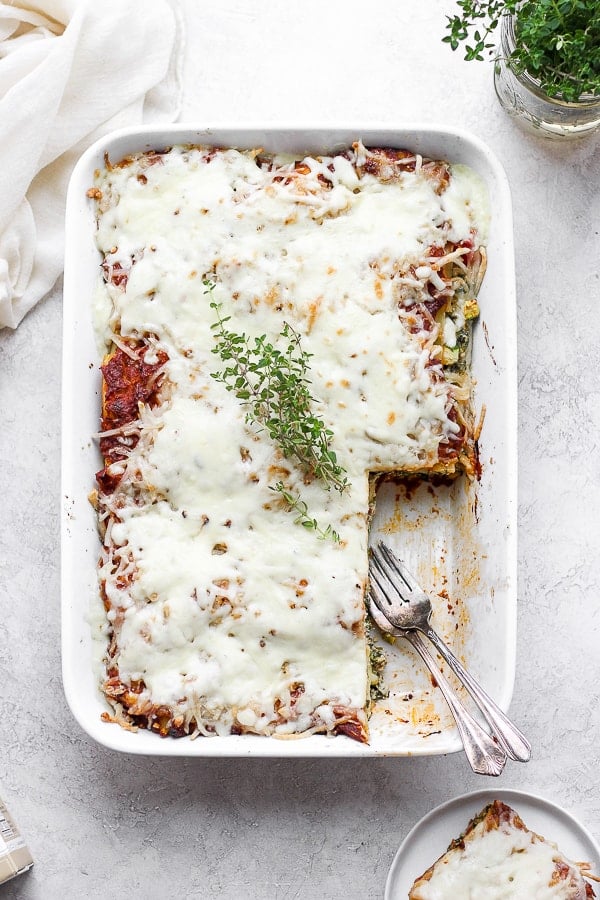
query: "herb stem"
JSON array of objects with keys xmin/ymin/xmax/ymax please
[
  {"xmin": 209, "ymin": 296, "xmax": 348, "ymax": 493},
  {"xmin": 271, "ymin": 482, "xmax": 340, "ymax": 543}
]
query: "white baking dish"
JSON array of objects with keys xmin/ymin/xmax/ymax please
[{"xmin": 61, "ymin": 125, "xmax": 517, "ymax": 757}]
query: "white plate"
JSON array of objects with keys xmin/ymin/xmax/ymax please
[
  {"xmin": 385, "ymin": 788, "xmax": 600, "ymax": 899},
  {"xmin": 61, "ymin": 125, "xmax": 517, "ymax": 756}
]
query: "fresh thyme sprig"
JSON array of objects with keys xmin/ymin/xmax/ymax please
[
  {"xmin": 443, "ymin": 0, "xmax": 513, "ymax": 60},
  {"xmin": 443, "ymin": 0, "xmax": 600, "ymax": 101},
  {"xmin": 271, "ymin": 482, "xmax": 340, "ymax": 543},
  {"xmin": 209, "ymin": 298, "xmax": 348, "ymax": 493}
]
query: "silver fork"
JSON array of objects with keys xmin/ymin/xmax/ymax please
[
  {"xmin": 369, "ymin": 540, "xmax": 531, "ymax": 765},
  {"xmin": 368, "ymin": 599, "xmax": 506, "ymax": 775}
]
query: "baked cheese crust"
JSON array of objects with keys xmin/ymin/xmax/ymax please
[
  {"xmin": 409, "ymin": 800, "xmax": 596, "ymax": 899},
  {"xmin": 89, "ymin": 142, "xmax": 488, "ymax": 740}
]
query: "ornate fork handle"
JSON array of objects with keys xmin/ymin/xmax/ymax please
[
  {"xmin": 422, "ymin": 625, "xmax": 531, "ymax": 763},
  {"xmin": 403, "ymin": 630, "xmax": 507, "ymax": 776}
]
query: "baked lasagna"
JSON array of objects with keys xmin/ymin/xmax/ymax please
[
  {"xmin": 409, "ymin": 800, "xmax": 597, "ymax": 899},
  {"xmin": 89, "ymin": 141, "xmax": 489, "ymax": 740}
]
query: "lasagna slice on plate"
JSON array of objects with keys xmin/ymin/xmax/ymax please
[{"xmin": 409, "ymin": 800, "xmax": 597, "ymax": 899}]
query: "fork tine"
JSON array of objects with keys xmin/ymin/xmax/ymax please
[
  {"xmin": 369, "ymin": 547, "xmax": 392, "ymax": 589},
  {"xmin": 368, "ymin": 559, "xmax": 395, "ymax": 612},
  {"xmin": 369, "ymin": 548, "xmax": 407, "ymax": 612},
  {"xmin": 371, "ymin": 543, "xmax": 412, "ymax": 601},
  {"xmin": 377, "ymin": 541, "xmax": 419, "ymax": 594},
  {"xmin": 370, "ymin": 543, "xmax": 394, "ymax": 579}
]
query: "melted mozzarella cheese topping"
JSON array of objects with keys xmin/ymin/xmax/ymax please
[
  {"xmin": 411, "ymin": 816, "xmax": 591, "ymax": 899},
  {"xmin": 93, "ymin": 144, "xmax": 489, "ymax": 737}
]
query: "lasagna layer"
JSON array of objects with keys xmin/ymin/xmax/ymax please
[
  {"xmin": 89, "ymin": 142, "xmax": 489, "ymax": 740},
  {"xmin": 409, "ymin": 800, "xmax": 596, "ymax": 899}
]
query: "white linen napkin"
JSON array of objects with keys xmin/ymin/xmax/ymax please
[{"xmin": 0, "ymin": 0, "xmax": 183, "ymax": 329}]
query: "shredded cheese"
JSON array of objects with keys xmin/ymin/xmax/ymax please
[{"xmin": 91, "ymin": 142, "xmax": 489, "ymax": 739}]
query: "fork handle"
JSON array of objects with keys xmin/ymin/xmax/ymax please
[
  {"xmin": 403, "ymin": 631, "xmax": 507, "ymax": 776},
  {"xmin": 422, "ymin": 626, "xmax": 531, "ymax": 763}
]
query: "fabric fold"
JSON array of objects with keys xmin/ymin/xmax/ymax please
[{"xmin": 0, "ymin": 0, "xmax": 184, "ymax": 329}]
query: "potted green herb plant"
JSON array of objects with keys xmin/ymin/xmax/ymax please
[{"xmin": 444, "ymin": 0, "xmax": 600, "ymax": 138}]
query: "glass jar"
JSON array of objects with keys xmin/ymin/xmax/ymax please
[
  {"xmin": 0, "ymin": 795, "xmax": 33, "ymax": 885},
  {"xmin": 493, "ymin": 14, "xmax": 600, "ymax": 139}
]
